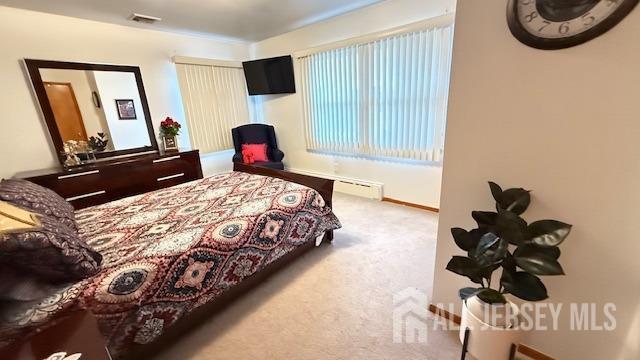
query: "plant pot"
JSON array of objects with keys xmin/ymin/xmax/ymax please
[
  {"xmin": 459, "ymin": 296, "xmax": 524, "ymax": 360},
  {"xmin": 163, "ymin": 136, "xmax": 178, "ymax": 151}
]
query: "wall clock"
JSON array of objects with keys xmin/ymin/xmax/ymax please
[{"xmin": 507, "ymin": 0, "xmax": 639, "ymax": 49}]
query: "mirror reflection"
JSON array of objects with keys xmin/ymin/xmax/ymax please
[{"xmin": 39, "ymin": 69, "xmax": 152, "ymax": 153}]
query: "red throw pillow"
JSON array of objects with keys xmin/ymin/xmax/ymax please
[
  {"xmin": 242, "ymin": 148, "xmax": 255, "ymax": 164},
  {"xmin": 242, "ymin": 143, "xmax": 269, "ymax": 162}
]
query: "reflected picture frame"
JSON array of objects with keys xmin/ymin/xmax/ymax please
[
  {"xmin": 115, "ymin": 99, "xmax": 136, "ymax": 120},
  {"xmin": 92, "ymin": 91, "xmax": 101, "ymax": 108}
]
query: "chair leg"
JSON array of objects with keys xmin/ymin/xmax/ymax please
[{"xmin": 460, "ymin": 327, "xmax": 470, "ymax": 360}]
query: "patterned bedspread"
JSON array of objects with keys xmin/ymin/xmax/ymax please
[{"xmin": 0, "ymin": 171, "xmax": 340, "ymax": 357}]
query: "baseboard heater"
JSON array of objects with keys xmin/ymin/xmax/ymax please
[{"xmin": 288, "ymin": 168, "xmax": 383, "ymax": 200}]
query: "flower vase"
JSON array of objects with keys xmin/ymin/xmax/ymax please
[{"xmin": 459, "ymin": 296, "xmax": 524, "ymax": 360}]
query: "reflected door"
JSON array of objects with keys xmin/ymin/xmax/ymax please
[{"xmin": 44, "ymin": 82, "xmax": 88, "ymax": 142}]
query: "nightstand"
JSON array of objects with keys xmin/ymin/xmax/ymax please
[{"xmin": 0, "ymin": 311, "xmax": 111, "ymax": 360}]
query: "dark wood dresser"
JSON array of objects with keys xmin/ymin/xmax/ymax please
[{"xmin": 15, "ymin": 150, "xmax": 203, "ymax": 209}]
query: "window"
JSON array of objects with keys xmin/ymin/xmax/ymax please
[
  {"xmin": 298, "ymin": 19, "xmax": 454, "ymax": 162},
  {"xmin": 175, "ymin": 57, "xmax": 250, "ymax": 153}
]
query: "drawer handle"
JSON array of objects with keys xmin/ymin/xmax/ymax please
[
  {"xmin": 66, "ymin": 190, "xmax": 106, "ymax": 202},
  {"xmin": 58, "ymin": 170, "xmax": 100, "ymax": 179},
  {"xmin": 153, "ymin": 156, "xmax": 181, "ymax": 164},
  {"xmin": 157, "ymin": 173, "xmax": 185, "ymax": 182}
]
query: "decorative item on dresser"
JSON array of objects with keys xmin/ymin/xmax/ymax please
[
  {"xmin": 159, "ymin": 117, "xmax": 181, "ymax": 152},
  {"xmin": 14, "ymin": 150, "xmax": 203, "ymax": 209}
]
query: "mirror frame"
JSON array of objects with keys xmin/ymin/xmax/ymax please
[{"xmin": 24, "ymin": 59, "xmax": 158, "ymax": 163}]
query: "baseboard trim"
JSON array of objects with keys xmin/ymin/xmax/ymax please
[
  {"xmin": 382, "ymin": 197, "xmax": 439, "ymax": 213},
  {"xmin": 428, "ymin": 304, "xmax": 461, "ymax": 324},
  {"xmin": 517, "ymin": 344, "xmax": 555, "ymax": 360},
  {"xmin": 428, "ymin": 304, "xmax": 555, "ymax": 360}
]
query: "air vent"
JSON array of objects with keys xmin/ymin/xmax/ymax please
[{"xmin": 129, "ymin": 13, "xmax": 162, "ymax": 24}]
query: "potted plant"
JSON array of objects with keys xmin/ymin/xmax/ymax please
[
  {"xmin": 88, "ymin": 132, "xmax": 109, "ymax": 152},
  {"xmin": 160, "ymin": 117, "xmax": 181, "ymax": 151},
  {"xmin": 446, "ymin": 182, "xmax": 572, "ymax": 360}
]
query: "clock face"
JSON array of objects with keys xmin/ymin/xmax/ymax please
[{"xmin": 507, "ymin": 0, "xmax": 639, "ymax": 49}]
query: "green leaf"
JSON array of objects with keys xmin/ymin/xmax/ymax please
[
  {"xmin": 471, "ymin": 236, "xmax": 508, "ymax": 268},
  {"xmin": 499, "ymin": 188, "xmax": 531, "ymax": 215},
  {"xmin": 528, "ymin": 220, "xmax": 572, "ymax": 247},
  {"xmin": 501, "ymin": 271, "xmax": 548, "ymax": 301},
  {"xmin": 459, "ymin": 287, "xmax": 482, "ymax": 300},
  {"xmin": 446, "ymin": 256, "xmax": 483, "ymax": 285},
  {"xmin": 476, "ymin": 233, "xmax": 500, "ymax": 255},
  {"xmin": 515, "ymin": 256, "xmax": 564, "ymax": 276},
  {"xmin": 501, "ymin": 252, "xmax": 517, "ymax": 272},
  {"xmin": 514, "ymin": 244, "xmax": 564, "ymax": 275},
  {"xmin": 496, "ymin": 209, "xmax": 527, "ymax": 245},
  {"xmin": 488, "ymin": 181, "xmax": 503, "ymax": 203},
  {"xmin": 451, "ymin": 228, "xmax": 477, "ymax": 251},
  {"xmin": 515, "ymin": 243, "xmax": 560, "ymax": 260},
  {"xmin": 472, "ymin": 211, "xmax": 498, "ymax": 228},
  {"xmin": 477, "ymin": 288, "xmax": 507, "ymax": 304}
]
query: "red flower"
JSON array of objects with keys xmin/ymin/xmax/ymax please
[{"xmin": 160, "ymin": 117, "xmax": 181, "ymax": 136}]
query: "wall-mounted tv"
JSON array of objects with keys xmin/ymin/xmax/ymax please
[{"xmin": 242, "ymin": 55, "xmax": 296, "ymax": 96}]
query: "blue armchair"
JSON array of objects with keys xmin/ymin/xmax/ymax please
[{"xmin": 231, "ymin": 124, "xmax": 285, "ymax": 170}]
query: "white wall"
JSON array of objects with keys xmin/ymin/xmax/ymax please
[
  {"xmin": 250, "ymin": 0, "xmax": 456, "ymax": 208},
  {"xmin": 0, "ymin": 6, "xmax": 249, "ymax": 179},
  {"xmin": 432, "ymin": 1, "xmax": 640, "ymax": 359},
  {"xmin": 92, "ymin": 71, "xmax": 150, "ymax": 150}
]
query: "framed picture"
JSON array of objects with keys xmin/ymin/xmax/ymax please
[
  {"xmin": 163, "ymin": 136, "xmax": 178, "ymax": 151},
  {"xmin": 115, "ymin": 99, "xmax": 136, "ymax": 120}
]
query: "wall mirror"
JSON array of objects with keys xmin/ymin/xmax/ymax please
[{"xmin": 25, "ymin": 59, "xmax": 158, "ymax": 165}]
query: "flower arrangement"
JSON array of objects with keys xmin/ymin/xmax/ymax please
[{"xmin": 160, "ymin": 117, "xmax": 181, "ymax": 138}]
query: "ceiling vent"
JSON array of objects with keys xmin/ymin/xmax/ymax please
[{"xmin": 129, "ymin": 13, "xmax": 162, "ymax": 24}]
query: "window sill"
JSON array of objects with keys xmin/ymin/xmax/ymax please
[{"xmin": 306, "ymin": 149, "xmax": 443, "ymax": 167}]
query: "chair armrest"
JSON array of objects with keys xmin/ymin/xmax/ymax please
[
  {"xmin": 271, "ymin": 149, "xmax": 285, "ymax": 162},
  {"xmin": 232, "ymin": 153, "xmax": 243, "ymax": 163}
]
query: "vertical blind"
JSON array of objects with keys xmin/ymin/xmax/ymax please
[
  {"xmin": 175, "ymin": 61, "xmax": 250, "ymax": 153},
  {"xmin": 299, "ymin": 21, "xmax": 454, "ymax": 162}
]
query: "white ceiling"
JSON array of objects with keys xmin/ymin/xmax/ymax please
[{"xmin": 0, "ymin": 0, "xmax": 385, "ymax": 42}]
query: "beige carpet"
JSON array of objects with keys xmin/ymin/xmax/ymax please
[{"xmin": 155, "ymin": 193, "xmax": 462, "ymax": 360}]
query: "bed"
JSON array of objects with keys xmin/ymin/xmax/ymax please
[{"xmin": 0, "ymin": 164, "xmax": 340, "ymax": 359}]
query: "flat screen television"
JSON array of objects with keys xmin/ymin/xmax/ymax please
[{"xmin": 242, "ymin": 55, "xmax": 296, "ymax": 95}]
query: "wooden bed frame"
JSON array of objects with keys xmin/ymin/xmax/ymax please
[{"xmin": 123, "ymin": 164, "xmax": 335, "ymax": 359}]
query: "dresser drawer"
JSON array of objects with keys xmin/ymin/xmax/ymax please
[
  {"xmin": 67, "ymin": 190, "xmax": 110, "ymax": 209},
  {"xmin": 99, "ymin": 160, "xmax": 155, "ymax": 200},
  {"xmin": 155, "ymin": 173, "xmax": 190, "ymax": 188},
  {"xmin": 151, "ymin": 152, "xmax": 201, "ymax": 185},
  {"xmin": 49, "ymin": 169, "xmax": 104, "ymax": 198}
]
